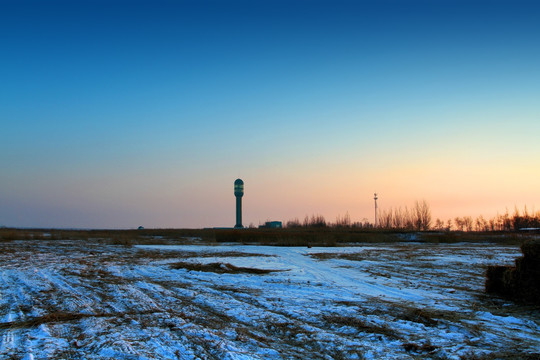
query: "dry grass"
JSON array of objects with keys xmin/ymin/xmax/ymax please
[
  {"xmin": 170, "ymin": 261, "xmax": 282, "ymax": 274},
  {"xmin": 1, "ymin": 227, "xmax": 533, "ymax": 248},
  {"xmin": 459, "ymin": 351, "xmax": 540, "ymax": 360},
  {"xmin": 398, "ymin": 307, "xmax": 440, "ymax": 327},
  {"xmin": 261, "ymin": 319, "xmax": 325, "ymax": 355},
  {"xmin": 322, "ymin": 314, "xmax": 400, "ymax": 339},
  {"xmin": 383, "ymin": 302, "xmax": 462, "ymax": 326},
  {"xmin": 234, "ymin": 326, "xmax": 270, "ymax": 344},
  {"xmin": 195, "ymin": 251, "xmax": 275, "ymax": 258},
  {"xmin": 402, "ymin": 341, "xmax": 438, "ymax": 354},
  {"xmin": 0, "ymin": 230, "xmax": 19, "ymax": 241},
  {"xmin": 309, "ymin": 252, "xmax": 365, "ymax": 261},
  {"xmin": 0, "ymin": 310, "xmax": 163, "ymax": 330},
  {"xmin": 0, "ymin": 227, "xmax": 214, "ymax": 244},
  {"xmin": 214, "ymin": 228, "xmax": 404, "ymax": 246},
  {"xmin": 211, "ymin": 284, "xmax": 263, "ymax": 295},
  {"xmin": 131, "ymin": 249, "xmax": 274, "ymax": 265},
  {"xmin": 0, "ymin": 312, "xmax": 93, "ymax": 330},
  {"xmin": 308, "ymin": 248, "xmax": 423, "ymax": 262},
  {"xmin": 64, "ymin": 267, "xmax": 130, "ymax": 285}
]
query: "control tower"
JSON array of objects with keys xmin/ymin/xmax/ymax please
[{"xmin": 234, "ymin": 179, "xmax": 244, "ymax": 228}]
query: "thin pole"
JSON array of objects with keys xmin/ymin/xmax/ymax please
[{"xmin": 374, "ymin": 193, "xmax": 378, "ymax": 228}]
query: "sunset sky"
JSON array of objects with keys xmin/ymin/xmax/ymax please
[{"xmin": 1, "ymin": 0, "xmax": 539, "ymax": 229}]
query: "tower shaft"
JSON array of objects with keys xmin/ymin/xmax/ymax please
[
  {"xmin": 234, "ymin": 179, "xmax": 244, "ymax": 228},
  {"xmin": 235, "ymin": 195, "xmax": 243, "ymax": 228}
]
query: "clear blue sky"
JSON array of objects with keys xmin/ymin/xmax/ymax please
[{"xmin": 1, "ymin": 0, "xmax": 539, "ymax": 228}]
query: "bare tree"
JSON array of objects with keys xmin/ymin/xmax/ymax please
[
  {"xmin": 403, "ymin": 206, "xmax": 415, "ymax": 230},
  {"xmin": 309, "ymin": 214, "xmax": 327, "ymax": 227},
  {"xmin": 361, "ymin": 218, "xmax": 372, "ymax": 228},
  {"xmin": 475, "ymin": 215, "xmax": 488, "ymax": 232},
  {"xmin": 413, "ymin": 200, "xmax": 432, "ymax": 231},
  {"xmin": 377, "ymin": 201, "xmax": 431, "ymax": 231},
  {"xmin": 392, "ymin": 207, "xmax": 405, "ymax": 229},
  {"xmin": 502, "ymin": 210, "xmax": 511, "ymax": 230},
  {"xmin": 454, "ymin": 217, "xmax": 464, "ymax": 231},
  {"xmin": 335, "ymin": 212, "xmax": 351, "ymax": 228},
  {"xmin": 463, "ymin": 216, "xmax": 473, "ymax": 232},
  {"xmin": 286, "ymin": 218, "xmax": 301, "ymax": 228},
  {"xmin": 434, "ymin": 218, "xmax": 445, "ymax": 230},
  {"xmin": 378, "ymin": 208, "xmax": 393, "ymax": 229}
]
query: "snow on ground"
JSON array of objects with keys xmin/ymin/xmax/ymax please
[{"xmin": 0, "ymin": 240, "xmax": 538, "ymax": 359}]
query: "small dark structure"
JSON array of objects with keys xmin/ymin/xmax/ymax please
[
  {"xmin": 234, "ymin": 179, "xmax": 244, "ymax": 229},
  {"xmin": 486, "ymin": 239, "xmax": 540, "ymax": 304},
  {"xmin": 259, "ymin": 221, "xmax": 282, "ymax": 229}
]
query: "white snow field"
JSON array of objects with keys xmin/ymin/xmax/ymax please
[{"xmin": 0, "ymin": 239, "xmax": 538, "ymax": 359}]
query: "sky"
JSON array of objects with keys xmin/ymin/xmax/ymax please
[{"xmin": 1, "ymin": 0, "xmax": 539, "ymax": 229}]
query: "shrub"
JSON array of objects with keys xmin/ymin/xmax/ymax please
[{"xmin": 486, "ymin": 239, "xmax": 540, "ymax": 304}]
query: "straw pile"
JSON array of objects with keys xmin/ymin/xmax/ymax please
[{"xmin": 485, "ymin": 239, "xmax": 540, "ymax": 304}]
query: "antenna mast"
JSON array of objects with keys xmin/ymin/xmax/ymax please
[{"xmin": 374, "ymin": 193, "xmax": 378, "ymax": 228}]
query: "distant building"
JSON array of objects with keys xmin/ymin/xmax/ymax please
[{"xmin": 259, "ymin": 221, "xmax": 282, "ymax": 229}]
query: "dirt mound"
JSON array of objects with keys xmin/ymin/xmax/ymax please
[{"xmin": 486, "ymin": 239, "xmax": 540, "ymax": 304}]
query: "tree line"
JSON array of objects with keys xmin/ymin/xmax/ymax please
[
  {"xmin": 284, "ymin": 203, "xmax": 540, "ymax": 232},
  {"xmin": 285, "ymin": 212, "xmax": 373, "ymax": 229},
  {"xmin": 444, "ymin": 207, "xmax": 540, "ymax": 231}
]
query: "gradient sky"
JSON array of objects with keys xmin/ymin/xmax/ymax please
[{"xmin": 1, "ymin": 0, "xmax": 539, "ymax": 229}]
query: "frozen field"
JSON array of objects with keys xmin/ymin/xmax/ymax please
[{"xmin": 0, "ymin": 239, "xmax": 538, "ymax": 359}]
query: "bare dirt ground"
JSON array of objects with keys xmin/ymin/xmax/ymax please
[{"xmin": 0, "ymin": 239, "xmax": 538, "ymax": 359}]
